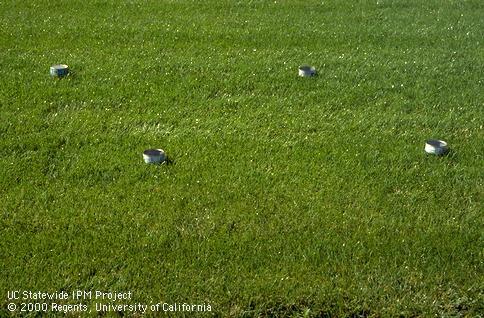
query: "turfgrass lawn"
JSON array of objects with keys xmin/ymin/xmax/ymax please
[{"xmin": 1, "ymin": 0, "xmax": 483, "ymax": 316}]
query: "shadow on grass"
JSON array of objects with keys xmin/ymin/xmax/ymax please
[{"xmin": 164, "ymin": 156, "xmax": 175, "ymax": 165}]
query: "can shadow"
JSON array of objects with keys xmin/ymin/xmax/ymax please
[
  {"xmin": 429, "ymin": 148, "xmax": 457, "ymax": 161},
  {"xmin": 52, "ymin": 71, "xmax": 77, "ymax": 82},
  {"xmin": 65, "ymin": 69, "xmax": 78, "ymax": 81},
  {"xmin": 163, "ymin": 156, "xmax": 175, "ymax": 165},
  {"xmin": 443, "ymin": 148, "xmax": 457, "ymax": 160}
]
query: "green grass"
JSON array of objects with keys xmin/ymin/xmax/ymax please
[{"xmin": 1, "ymin": 0, "xmax": 483, "ymax": 316}]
